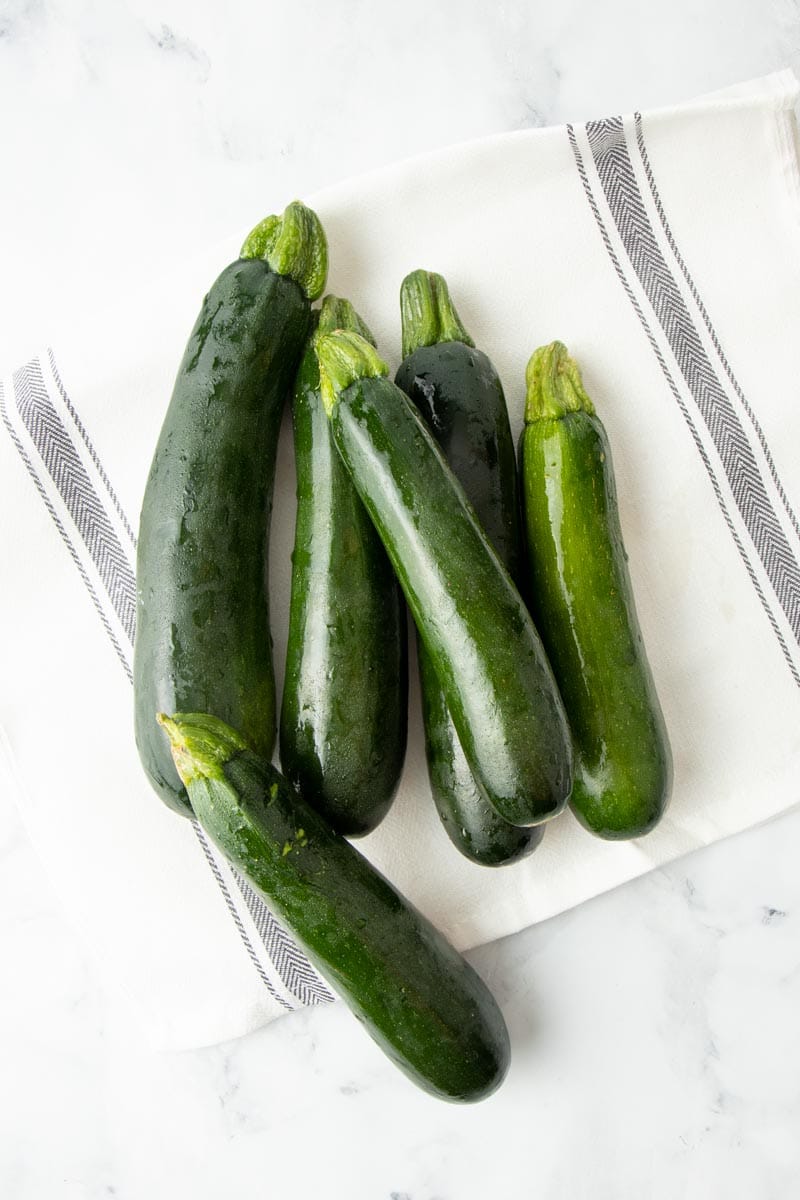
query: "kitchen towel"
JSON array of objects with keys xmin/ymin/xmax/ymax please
[{"xmin": 2, "ymin": 71, "xmax": 800, "ymax": 1050}]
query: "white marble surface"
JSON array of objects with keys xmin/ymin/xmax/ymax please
[{"xmin": 2, "ymin": 2, "xmax": 800, "ymax": 1196}]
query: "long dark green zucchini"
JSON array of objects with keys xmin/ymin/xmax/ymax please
[
  {"xmin": 316, "ymin": 330, "xmax": 573, "ymax": 828},
  {"xmin": 159, "ymin": 712, "xmax": 510, "ymax": 1101},
  {"xmin": 280, "ymin": 296, "xmax": 407, "ymax": 836},
  {"xmin": 519, "ymin": 341, "xmax": 672, "ymax": 838},
  {"xmin": 134, "ymin": 201, "xmax": 327, "ymax": 815},
  {"xmin": 395, "ymin": 270, "xmax": 542, "ymax": 864}
]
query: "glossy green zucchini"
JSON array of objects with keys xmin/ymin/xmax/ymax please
[
  {"xmin": 519, "ymin": 341, "xmax": 672, "ymax": 838},
  {"xmin": 159, "ymin": 712, "xmax": 510, "ymax": 1102},
  {"xmin": 395, "ymin": 270, "xmax": 542, "ymax": 864},
  {"xmin": 316, "ymin": 330, "xmax": 573, "ymax": 828},
  {"xmin": 134, "ymin": 202, "xmax": 327, "ymax": 815},
  {"xmin": 280, "ymin": 296, "xmax": 407, "ymax": 836}
]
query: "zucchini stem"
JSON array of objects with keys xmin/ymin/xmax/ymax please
[
  {"xmin": 158, "ymin": 711, "xmax": 248, "ymax": 787},
  {"xmin": 525, "ymin": 341, "xmax": 595, "ymax": 422},
  {"xmin": 316, "ymin": 330, "xmax": 389, "ymax": 416},
  {"xmin": 240, "ymin": 200, "xmax": 328, "ymax": 302},
  {"xmin": 400, "ymin": 270, "xmax": 474, "ymax": 359},
  {"xmin": 316, "ymin": 295, "xmax": 376, "ymax": 346}
]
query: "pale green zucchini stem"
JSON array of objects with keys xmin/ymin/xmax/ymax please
[
  {"xmin": 316, "ymin": 330, "xmax": 389, "ymax": 416},
  {"xmin": 525, "ymin": 341, "xmax": 596, "ymax": 422},
  {"xmin": 240, "ymin": 200, "xmax": 328, "ymax": 302},
  {"xmin": 315, "ymin": 295, "xmax": 376, "ymax": 345},
  {"xmin": 157, "ymin": 711, "xmax": 247, "ymax": 787},
  {"xmin": 400, "ymin": 269, "xmax": 474, "ymax": 359}
]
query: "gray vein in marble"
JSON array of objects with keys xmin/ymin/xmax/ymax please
[
  {"xmin": 0, "ymin": 0, "xmax": 43, "ymax": 41},
  {"xmin": 148, "ymin": 22, "xmax": 210, "ymax": 83}
]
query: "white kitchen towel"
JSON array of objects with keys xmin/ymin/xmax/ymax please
[{"xmin": 2, "ymin": 71, "xmax": 800, "ymax": 1050}]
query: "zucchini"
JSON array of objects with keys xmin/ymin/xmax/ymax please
[
  {"xmin": 280, "ymin": 296, "xmax": 407, "ymax": 836},
  {"xmin": 316, "ymin": 331, "xmax": 573, "ymax": 828},
  {"xmin": 519, "ymin": 341, "xmax": 672, "ymax": 838},
  {"xmin": 134, "ymin": 202, "xmax": 327, "ymax": 815},
  {"xmin": 396, "ymin": 270, "xmax": 542, "ymax": 864},
  {"xmin": 159, "ymin": 712, "xmax": 510, "ymax": 1102}
]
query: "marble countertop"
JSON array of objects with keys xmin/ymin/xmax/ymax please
[{"xmin": 3, "ymin": 2, "xmax": 800, "ymax": 1197}]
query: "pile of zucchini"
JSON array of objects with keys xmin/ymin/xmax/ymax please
[{"xmin": 133, "ymin": 200, "xmax": 671, "ymax": 1102}]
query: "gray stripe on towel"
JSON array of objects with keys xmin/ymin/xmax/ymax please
[
  {"xmin": 585, "ymin": 115, "xmax": 800, "ymax": 646},
  {"xmin": 566, "ymin": 120, "xmax": 800, "ymax": 689},
  {"xmin": 6, "ymin": 355, "xmax": 333, "ymax": 1009}
]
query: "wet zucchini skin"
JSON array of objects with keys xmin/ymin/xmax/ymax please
[
  {"xmin": 134, "ymin": 259, "xmax": 311, "ymax": 815},
  {"xmin": 397, "ymin": 338, "xmax": 543, "ymax": 864},
  {"xmin": 280, "ymin": 303, "xmax": 407, "ymax": 837},
  {"xmin": 162, "ymin": 713, "xmax": 510, "ymax": 1103},
  {"xmin": 519, "ymin": 342, "xmax": 672, "ymax": 839},
  {"xmin": 396, "ymin": 343, "xmax": 522, "ymax": 604},
  {"xmin": 318, "ymin": 334, "xmax": 573, "ymax": 828}
]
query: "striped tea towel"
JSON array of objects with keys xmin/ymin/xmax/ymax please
[{"xmin": 2, "ymin": 71, "xmax": 800, "ymax": 1049}]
